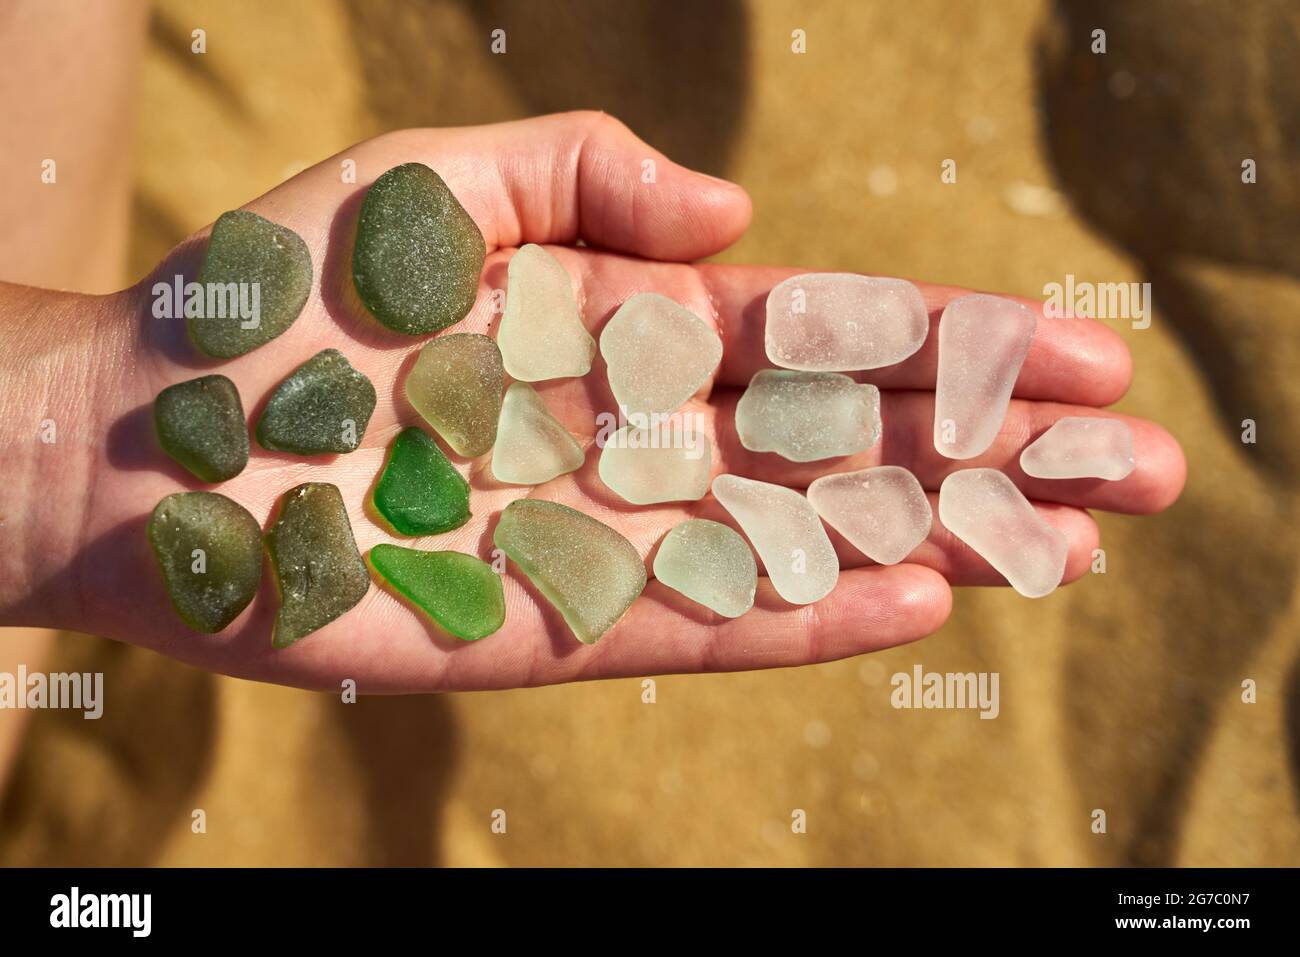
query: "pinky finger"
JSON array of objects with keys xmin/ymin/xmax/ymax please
[{"xmin": 568, "ymin": 563, "xmax": 953, "ymax": 681}]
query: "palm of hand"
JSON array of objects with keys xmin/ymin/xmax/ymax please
[{"xmin": 77, "ymin": 114, "xmax": 1183, "ymax": 692}]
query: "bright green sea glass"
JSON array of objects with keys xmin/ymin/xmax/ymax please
[
  {"xmin": 153, "ymin": 374, "xmax": 249, "ymax": 482},
  {"xmin": 352, "ymin": 163, "xmax": 486, "ymax": 335},
  {"xmin": 188, "ymin": 210, "xmax": 312, "ymax": 358},
  {"xmin": 371, "ymin": 427, "xmax": 470, "ymax": 536},
  {"xmin": 493, "ymin": 500, "xmax": 646, "ymax": 644},
  {"xmin": 368, "ymin": 544, "xmax": 505, "ymax": 640},
  {"xmin": 265, "ymin": 483, "xmax": 370, "ymax": 648},
  {"xmin": 256, "ymin": 349, "xmax": 376, "ymax": 455},
  {"xmin": 147, "ymin": 491, "xmax": 262, "ymax": 633}
]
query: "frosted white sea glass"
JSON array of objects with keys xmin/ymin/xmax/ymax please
[
  {"xmin": 933, "ymin": 293, "xmax": 1037, "ymax": 460},
  {"xmin": 497, "ymin": 244, "xmax": 595, "ymax": 381},
  {"xmin": 600, "ymin": 293, "xmax": 722, "ymax": 416},
  {"xmin": 765, "ymin": 273, "xmax": 929, "ymax": 371},
  {"xmin": 653, "ymin": 519, "xmax": 757, "ymax": 618},
  {"xmin": 736, "ymin": 370, "xmax": 880, "ymax": 462},
  {"xmin": 938, "ymin": 468, "xmax": 1067, "ymax": 598},
  {"xmin": 1020, "ymin": 417, "xmax": 1135, "ymax": 481},
  {"xmin": 711, "ymin": 474, "xmax": 838, "ymax": 605},
  {"xmin": 807, "ymin": 466, "xmax": 932, "ymax": 565},
  {"xmin": 491, "ymin": 382, "xmax": 584, "ymax": 485}
]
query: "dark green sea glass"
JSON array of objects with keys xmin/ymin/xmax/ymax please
[
  {"xmin": 371, "ymin": 427, "xmax": 470, "ymax": 536},
  {"xmin": 351, "ymin": 163, "xmax": 486, "ymax": 335},
  {"xmin": 153, "ymin": 374, "xmax": 249, "ymax": 482},
  {"xmin": 265, "ymin": 483, "xmax": 370, "ymax": 648},
  {"xmin": 256, "ymin": 349, "xmax": 376, "ymax": 455},
  {"xmin": 147, "ymin": 491, "xmax": 262, "ymax": 633},
  {"xmin": 188, "ymin": 210, "xmax": 312, "ymax": 358},
  {"xmin": 368, "ymin": 544, "xmax": 505, "ymax": 641}
]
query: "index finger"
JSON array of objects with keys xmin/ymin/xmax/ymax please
[{"xmin": 697, "ymin": 264, "xmax": 1134, "ymax": 407}]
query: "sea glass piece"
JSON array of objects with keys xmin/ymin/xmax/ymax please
[
  {"xmin": 601, "ymin": 293, "xmax": 722, "ymax": 416},
  {"xmin": 933, "ymin": 293, "xmax": 1037, "ymax": 460},
  {"xmin": 765, "ymin": 273, "xmax": 929, "ymax": 371},
  {"xmin": 256, "ymin": 349, "xmax": 376, "ymax": 455},
  {"xmin": 491, "ymin": 382, "xmax": 584, "ymax": 485},
  {"xmin": 188, "ymin": 210, "xmax": 313, "ymax": 358},
  {"xmin": 807, "ymin": 466, "xmax": 932, "ymax": 565},
  {"xmin": 711, "ymin": 474, "xmax": 838, "ymax": 605},
  {"xmin": 938, "ymin": 468, "xmax": 1067, "ymax": 598},
  {"xmin": 368, "ymin": 544, "xmax": 505, "ymax": 641},
  {"xmin": 735, "ymin": 370, "xmax": 880, "ymax": 462},
  {"xmin": 1020, "ymin": 417, "xmax": 1135, "ymax": 481},
  {"xmin": 653, "ymin": 519, "xmax": 756, "ymax": 618},
  {"xmin": 154, "ymin": 374, "xmax": 249, "ymax": 482},
  {"xmin": 597, "ymin": 426, "xmax": 711, "ymax": 504},
  {"xmin": 265, "ymin": 482, "xmax": 370, "ymax": 647},
  {"xmin": 404, "ymin": 333, "xmax": 503, "ymax": 457},
  {"xmin": 493, "ymin": 499, "xmax": 646, "ymax": 644},
  {"xmin": 147, "ymin": 491, "xmax": 262, "ymax": 633},
  {"xmin": 352, "ymin": 162, "xmax": 486, "ymax": 335},
  {"xmin": 371, "ymin": 427, "xmax": 470, "ymax": 536},
  {"xmin": 497, "ymin": 244, "xmax": 595, "ymax": 381}
]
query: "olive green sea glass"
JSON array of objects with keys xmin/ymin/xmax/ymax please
[
  {"xmin": 154, "ymin": 374, "xmax": 249, "ymax": 482},
  {"xmin": 371, "ymin": 427, "xmax": 470, "ymax": 536},
  {"xmin": 404, "ymin": 333, "xmax": 504, "ymax": 457},
  {"xmin": 352, "ymin": 163, "xmax": 486, "ymax": 335},
  {"xmin": 256, "ymin": 349, "xmax": 376, "ymax": 455},
  {"xmin": 188, "ymin": 210, "xmax": 312, "ymax": 358},
  {"xmin": 265, "ymin": 483, "xmax": 370, "ymax": 648},
  {"xmin": 493, "ymin": 500, "xmax": 646, "ymax": 644},
  {"xmin": 147, "ymin": 492, "xmax": 262, "ymax": 633},
  {"xmin": 368, "ymin": 544, "xmax": 505, "ymax": 641}
]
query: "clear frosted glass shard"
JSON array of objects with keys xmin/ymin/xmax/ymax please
[
  {"xmin": 147, "ymin": 492, "xmax": 262, "ymax": 633},
  {"xmin": 807, "ymin": 466, "xmax": 933, "ymax": 565},
  {"xmin": 256, "ymin": 349, "xmax": 377, "ymax": 455},
  {"xmin": 265, "ymin": 482, "xmax": 370, "ymax": 647},
  {"xmin": 735, "ymin": 370, "xmax": 880, "ymax": 462},
  {"xmin": 1020, "ymin": 416, "xmax": 1135, "ymax": 481},
  {"xmin": 367, "ymin": 544, "xmax": 505, "ymax": 641},
  {"xmin": 153, "ymin": 374, "xmax": 249, "ymax": 482},
  {"xmin": 933, "ymin": 293, "xmax": 1037, "ymax": 459},
  {"xmin": 597, "ymin": 426, "xmax": 712, "ymax": 504},
  {"xmin": 653, "ymin": 519, "xmax": 757, "ymax": 618},
  {"xmin": 497, "ymin": 244, "xmax": 594, "ymax": 381},
  {"xmin": 938, "ymin": 468, "xmax": 1067, "ymax": 598},
  {"xmin": 600, "ymin": 293, "xmax": 722, "ymax": 416},
  {"xmin": 352, "ymin": 163, "xmax": 486, "ymax": 335},
  {"xmin": 711, "ymin": 474, "xmax": 838, "ymax": 605},
  {"xmin": 189, "ymin": 210, "xmax": 312, "ymax": 359},
  {"xmin": 765, "ymin": 273, "xmax": 929, "ymax": 371},
  {"xmin": 493, "ymin": 499, "xmax": 647, "ymax": 644},
  {"xmin": 491, "ymin": 382, "xmax": 584, "ymax": 485},
  {"xmin": 405, "ymin": 332, "xmax": 504, "ymax": 457}
]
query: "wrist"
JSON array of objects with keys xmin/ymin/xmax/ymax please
[{"xmin": 0, "ymin": 283, "xmax": 132, "ymax": 630}]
